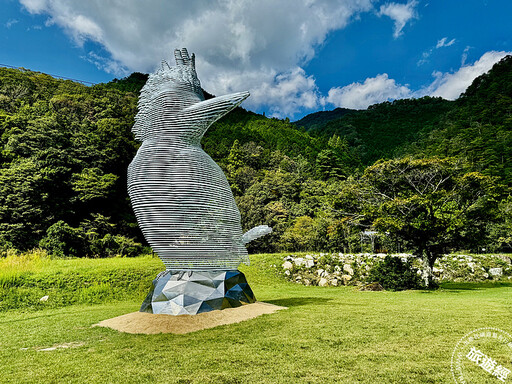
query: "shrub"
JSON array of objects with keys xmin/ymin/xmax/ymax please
[
  {"xmin": 0, "ymin": 238, "xmax": 17, "ymax": 258},
  {"xmin": 39, "ymin": 217, "xmax": 144, "ymax": 258},
  {"xmin": 39, "ymin": 221, "xmax": 85, "ymax": 257},
  {"xmin": 367, "ymin": 255, "xmax": 424, "ymax": 291}
]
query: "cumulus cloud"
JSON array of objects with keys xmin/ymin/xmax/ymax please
[
  {"xmin": 18, "ymin": 1, "xmax": 505, "ymax": 117},
  {"xmin": 19, "ymin": 0, "xmax": 375, "ymax": 118},
  {"xmin": 378, "ymin": 0, "xmax": 418, "ymax": 38},
  {"xmin": 324, "ymin": 74, "xmax": 411, "ymax": 109},
  {"xmin": 325, "ymin": 51, "xmax": 510, "ymax": 109},
  {"xmin": 248, "ymin": 67, "xmax": 320, "ymax": 117},
  {"xmin": 424, "ymin": 50, "xmax": 511, "ymax": 99}
]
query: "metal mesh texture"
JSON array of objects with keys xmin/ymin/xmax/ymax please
[{"xmin": 128, "ymin": 48, "xmax": 259, "ymax": 270}]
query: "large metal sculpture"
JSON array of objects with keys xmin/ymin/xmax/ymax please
[{"xmin": 128, "ymin": 48, "xmax": 271, "ymax": 315}]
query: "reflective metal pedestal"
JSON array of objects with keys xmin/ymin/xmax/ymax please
[{"xmin": 140, "ymin": 270, "xmax": 256, "ymax": 315}]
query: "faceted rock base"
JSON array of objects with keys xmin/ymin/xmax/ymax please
[{"xmin": 140, "ymin": 270, "xmax": 256, "ymax": 315}]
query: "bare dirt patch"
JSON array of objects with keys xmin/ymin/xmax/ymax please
[{"xmin": 94, "ymin": 302, "xmax": 287, "ymax": 334}]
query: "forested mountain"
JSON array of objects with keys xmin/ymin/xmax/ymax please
[
  {"xmin": 0, "ymin": 55, "xmax": 510, "ymax": 257},
  {"xmin": 0, "ymin": 68, "xmax": 140, "ymax": 255},
  {"xmin": 295, "ymin": 97, "xmax": 455, "ymax": 165},
  {"xmin": 293, "ymin": 107, "xmax": 355, "ymax": 131},
  {"xmin": 404, "ymin": 55, "xmax": 512, "ymax": 184},
  {"xmin": 295, "ymin": 56, "xmax": 512, "ymax": 177},
  {"xmin": 0, "ymin": 67, "xmax": 331, "ymax": 255},
  {"xmin": 106, "ymin": 72, "xmax": 148, "ymax": 94}
]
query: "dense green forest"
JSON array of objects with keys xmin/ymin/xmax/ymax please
[
  {"xmin": 0, "ymin": 56, "xmax": 511, "ymax": 261},
  {"xmin": 294, "ymin": 97, "xmax": 455, "ymax": 165}
]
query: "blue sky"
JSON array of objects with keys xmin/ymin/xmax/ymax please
[{"xmin": 1, "ymin": 0, "xmax": 511, "ymax": 119}]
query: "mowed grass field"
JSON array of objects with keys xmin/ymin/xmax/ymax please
[{"xmin": 0, "ymin": 253, "xmax": 511, "ymax": 383}]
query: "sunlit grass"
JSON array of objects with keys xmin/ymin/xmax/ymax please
[
  {"xmin": 0, "ymin": 252, "xmax": 165, "ymax": 311},
  {"xmin": 0, "ymin": 253, "xmax": 511, "ymax": 383},
  {"xmin": 0, "ymin": 248, "xmax": 49, "ymax": 273}
]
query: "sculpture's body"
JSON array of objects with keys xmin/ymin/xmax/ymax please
[
  {"xmin": 129, "ymin": 134, "xmax": 248, "ymax": 270},
  {"xmin": 128, "ymin": 49, "xmax": 271, "ymax": 315}
]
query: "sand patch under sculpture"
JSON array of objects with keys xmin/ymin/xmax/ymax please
[{"xmin": 94, "ymin": 302, "xmax": 287, "ymax": 335}]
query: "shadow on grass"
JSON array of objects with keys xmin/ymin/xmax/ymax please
[
  {"xmin": 0, "ymin": 310, "xmax": 75, "ymax": 324},
  {"xmin": 264, "ymin": 297, "xmax": 332, "ymax": 307},
  {"xmin": 440, "ymin": 281, "xmax": 512, "ymax": 291},
  {"xmin": 0, "ymin": 305, "xmax": 120, "ymax": 325}
]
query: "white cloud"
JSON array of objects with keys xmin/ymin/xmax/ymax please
[
  {"xmin": 378, "ymin": 0, "xmax": 418, "ymax": 38},
  {"xmin": 461, "ymin": 45, "xmax": 471, "ymax": 66},
  {"xmin": 200, "ymin": 65, "xmax": 321, "ymax": 117},
  {"xmin": 417, "ymin": 50, "xmax": 431, "ymax": 66},
  {"xmin": 82, "ymin": 52, "xmax": 130, "ymax": 77},
  {"xmin": 254, "ymin": 68, "xmax": 321, "ymax": 117},
  {"xmin": 19, "ymin": 0, "xmax": 375, "ymax": 118},
  {"xmin": 19, "ymin": 0, "xmax": 47, "ymax": 13},
  {"xmin": 324, "ymin": 74, "xmax": 412, "ymax": 109},
  {"xmin": 325, "ymin": 50, "xmax": 511, "ymax": 109},
  {"xmin": 5, "ymin": 19, "xmax": 19, "ymax": 28},
  {"xmin": 436, "ymin": 37, "xmax": 455, "ymax": 48},
  {"xmin": 418, "ymin": 36, "xmax": 456, "ymax": 66},
  {"xmin": 424, "ymin": 50, "xmax": 511, "ymax": 99}
]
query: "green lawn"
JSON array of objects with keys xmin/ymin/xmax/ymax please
[{"xmin": 0, "ymin": 253, "xmax": 511, "ymax": 383}]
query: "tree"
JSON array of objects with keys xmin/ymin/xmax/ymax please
[
  {"xmin": 281, "ymin": 216, "xmax": 314, "ymax": 251},
  {"xmin": 226, "ymin": 139, "xmax": 260, "ymax": 195},
  {"xmin": 0, "ymin": 159, "xmax": 46, "ymax": 248},
  {"xmin": 361, "ymin": 157, "xmax": 501, "ymax": 286},
  {"xmin": 488, "ymin": 196, "xmax": 512, "ymax": 252},
  {"xmin": 39, "ymin": 220, "xmax": 84, "ymax": 257},
  {"xmin": 316, "ymin": 149, "xmax": 345, "ymax": 179},
  {"xmin": 0, "ymin": 67, "xmax": 140, "ymax": 251},
  {"xmin": 315, "ymin": 135, "xmax": 354, "ymax": 180},
  {"xmin": 71, "ymin": 168, "xmax": 118, "ymax": 201}
]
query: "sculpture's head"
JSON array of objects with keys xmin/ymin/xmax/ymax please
[{"xmin": 133, "ymin": 48, "xmax": 206, "ymax": 140}]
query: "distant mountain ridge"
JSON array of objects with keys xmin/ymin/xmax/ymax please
[
  {"xmin": 292, "ymin": 55, "xmax": 512, "ymax": 169},
  {"xmin": 294, "ymin": 97, "xmax": 455, "ymax": 165},
  {"xmin": 407, "ymin": 54, "xmax": 512, "ymax": 184},
  {"xmin": 293, "ymin": 107, "xmax": 355, "ymax": 130}
]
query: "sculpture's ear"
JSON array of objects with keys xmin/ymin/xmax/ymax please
[
  {"xmin": 182, "ymin": 91, "xmax": 249, "ymax": 127},
  {"xmin": 174, "ymin": 48, "xmax": 195, "ymax": 68}
]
